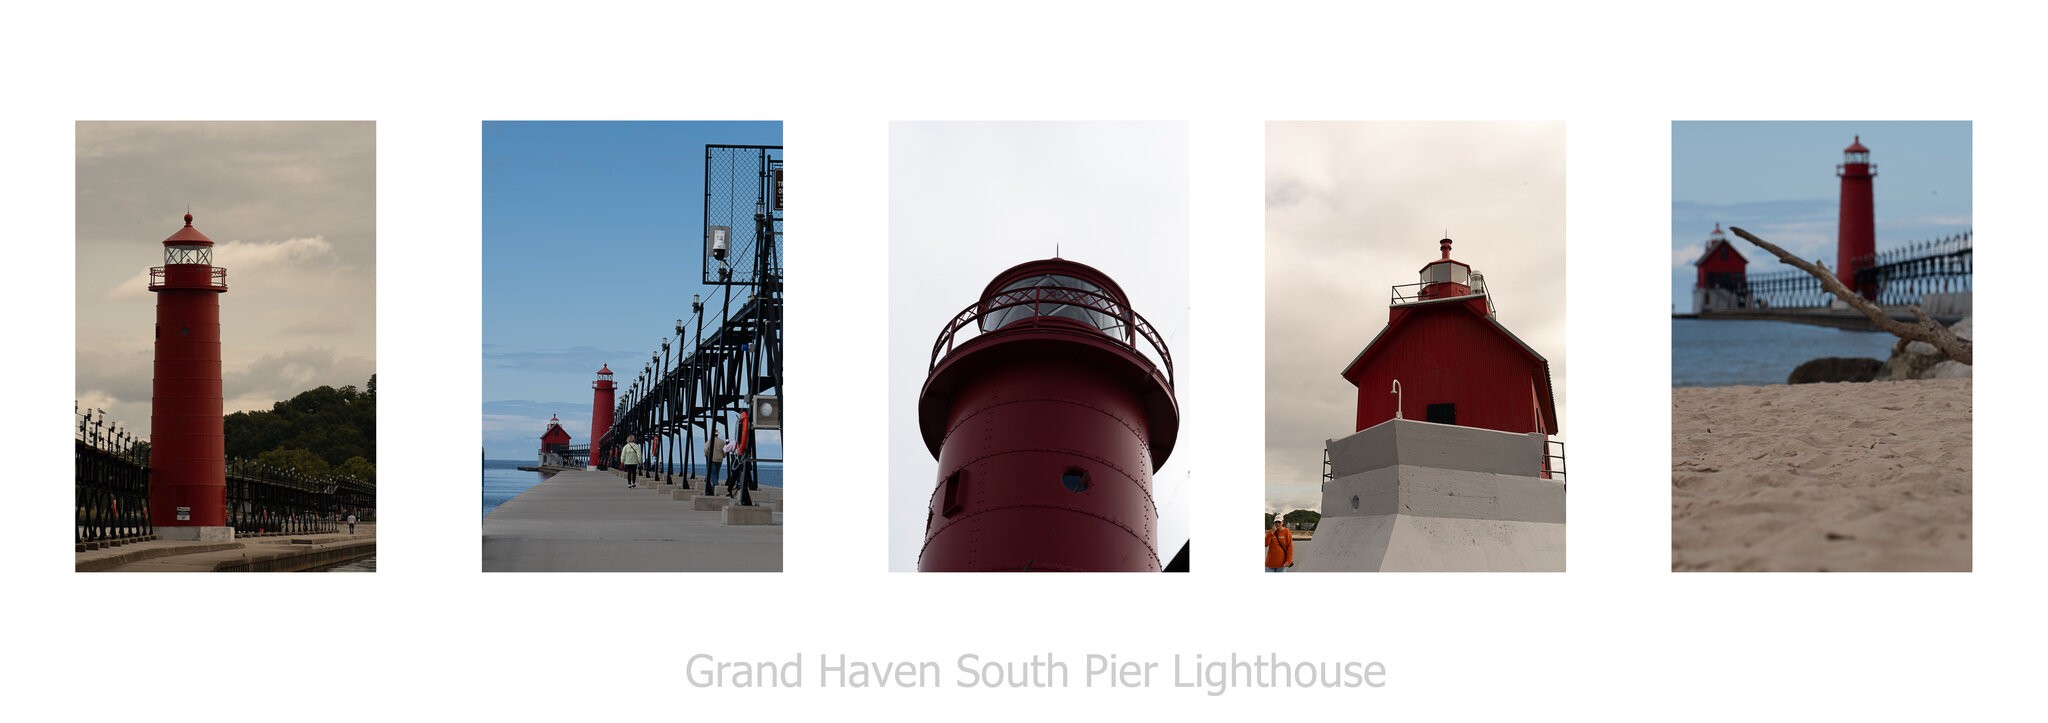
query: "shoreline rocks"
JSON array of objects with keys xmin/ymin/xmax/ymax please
[
  {"xmin": 1786, "ymin": 315, "xmax": 1972, "ymax": 383},
  {"xmin": 1788, "ymin": 357, "xmax": 1885, "ymax": 384},
  {"xmin": 1883, "ymin": 316, "xmax": 1971, "ymax": 381}
]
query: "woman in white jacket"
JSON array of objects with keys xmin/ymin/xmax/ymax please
[{"xmin": 621, "ymin": 435, "xmax": 643, "ymax": 488}]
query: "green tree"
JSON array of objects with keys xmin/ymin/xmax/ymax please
[
  {"xmin": 1267, "ymin": 509, "xmax": 1322, "ymax": 529},
  {"xmin": 255, "ymin": 446, "xmax": 332, "ymax": 477},
  {"xmin": 336, "ymin": 455, "xmax": 376, "ymax": 483},
  {"xmin": 223, "ymin": 375, "xmax": 376, "ymax": 469}
]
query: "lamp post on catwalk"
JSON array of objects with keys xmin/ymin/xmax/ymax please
[
  {"xmin": 148, "ymin": 212, "xmax": 232, "ymax": 541},
  {"xmin": 917, "ymin": 257, "xmax": 1180, "ymax": 572}
]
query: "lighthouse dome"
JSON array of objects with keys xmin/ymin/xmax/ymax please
[
  {"xmin": 163, "ymin": 212, "xmax": 214, "ymax": 247},
  {"xmin": 976, "ymin": 257, "xmax": 1131, "ymax": 338}
]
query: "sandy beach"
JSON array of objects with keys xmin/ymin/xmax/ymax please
[{"xmin": 1672, "ymin": 378, "xmax": 1971, "ymax": 571}]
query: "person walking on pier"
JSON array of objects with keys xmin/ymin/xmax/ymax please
[
  {"xmin": 346, "ymin": 512, "xmax": 357, "ymax": 535},
  {"xmin": 621, "ymin": 435, "xmax": 644, "ymax": 488},
  {"xmin": 705, "ymin": 431, "xmax": 724, "ymax": 494}
]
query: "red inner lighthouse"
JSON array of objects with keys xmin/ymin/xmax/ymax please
[
  {"xmin": 148, "ymin": 212, "xmax": 230, "ymax": 531},
  {"xmin": 1341, "ymin": 238, "xmax": 1557, "ymax": 437},
  {"xmin": 917, "ymin": 258, "xmax": 1178, "ymax": 572}
]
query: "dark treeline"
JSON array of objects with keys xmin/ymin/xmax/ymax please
[
  {"xmin": 223, "ymin": 375, "xmax": 376, "ymax": 482},
  {"xmin": 1266, "ymin": 509, "xmax": 1321, "ymax": 528}
]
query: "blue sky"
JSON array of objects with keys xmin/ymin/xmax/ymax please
[
  {"xmin": 482, "ymin": 121, "xmax": 782, "ymax": 459},
  {"xmin": 1670, "ymin": 121, "xmax": 1971, "ymax": 311}
]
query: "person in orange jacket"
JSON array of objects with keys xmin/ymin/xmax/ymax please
[{"xmin": 1265, "ymin": 517, "xmax": 1295, "ymax": 572}]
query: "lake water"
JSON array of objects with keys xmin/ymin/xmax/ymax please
[
  {"xmin": 1673, "ymin": 318, "xmax": 1896, "ymax": 387},
  {"xmin": 482, "ymin": 458, "xmax": 783, "ymax": 517}
]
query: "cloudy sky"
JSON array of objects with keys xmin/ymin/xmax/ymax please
[
  {"xmin": 75, "ymin": 121, "xmax": 376, "ymax": 438},
  {"xmin": 888, "ymin": 122, "xmax": 1191, "ymax": 571},
  {"xmin": 1670, "ymin": 121, "xmax": 1972, "ymax": 311},
  {"xmin": 1264, "ymin": 122, "xmax": 1566, "ymax": 515},
  {"xmin": 482, "ymin": 121, "xmax": 782, "ymax": 460}
]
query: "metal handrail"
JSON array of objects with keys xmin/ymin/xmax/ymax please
[
  {"xmin": 929, "ymin": 285, "xmax": 1174, "ymax": 388},
  {"xmin": 1389, "ymin": 275, "xmax": 1489, "ymax": 305},
  {"xmin": 1543, "ymin": 438, "xmax": 1566, "ymax": 482},
  {"xmin": 75, "ymin": 403, "xmax": 374, "ymax": 544}
]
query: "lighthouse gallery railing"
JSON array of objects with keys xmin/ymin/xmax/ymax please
[
  {"xmin": 930, "ymin": 285, "xmax": 1175, "ymax": 389},
  {"xmin": 146, "ymin": 265, "xmax": 229, "ymax": 291}
]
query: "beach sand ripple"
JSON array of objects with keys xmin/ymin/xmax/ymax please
[{"xmin": 1672, "ymin": 379, "xmax": 1971, "ymax": 572}]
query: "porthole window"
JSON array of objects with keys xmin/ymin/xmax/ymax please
[
  {"xmin": 1351, "ymin": 495, "xmax": 1360, "ymax": 511},
  {"xmin": 941, "ymin": 470, "xmax": 966, "ymax": 517},
  {"xmin": 1061, "ymin": 468, "xmax": 1089, "ymax": 493}
]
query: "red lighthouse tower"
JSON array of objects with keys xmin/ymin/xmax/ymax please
[
  {"xmin": 917, "ymin": 258, "xmax": 1178, "ymax": 572},
  {"xmin": 148, "ymin": 212, "xmax": 231, "ymax": 540},
  {"xmin": 1341, "ymin": 238, "xmax": 1557, "ymax": 437},
  {"xmin": 1837, "ymin": 135, "xmax": 1878, "ymax": 299},
  {"xmin": 587, "ymin": 365, "xmax": 615, "ymax": 470}
]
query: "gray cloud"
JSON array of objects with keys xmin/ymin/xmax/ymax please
[
  {"xmin": 484, "ymin": 346, "xmax": 646, "ymax": 375},
  {"xmin": 75, "ymin": 122, "xmax": 376, "ymax": 436},
  {"xmin": 225, "ymin": 348, "xmax": 377, "ymax": 412}
]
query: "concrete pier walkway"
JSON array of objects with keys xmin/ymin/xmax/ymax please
[
  {"xmin": 482, "ymin": 469, "xmax": 782, "ymax": 572},
  {"xmin": 78, "ymin": 524, "xmax": 377, "ymax": 572}
]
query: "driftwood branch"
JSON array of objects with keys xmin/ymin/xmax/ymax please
[{"xmin": 1728, "ymin": 226, "xmax": 1971, "ymax": 365}]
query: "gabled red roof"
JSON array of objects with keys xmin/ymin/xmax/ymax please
[{"xmin": 1693, "ymin": 223, "xmax": 1747, "ymax": 266}]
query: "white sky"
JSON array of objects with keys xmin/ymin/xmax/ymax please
[
  {"xmin": 1264, "ymin": 122, "xmax": 1566, "ymax": 514},
  {"xmin": 75, "ymin": 122, "xmax": 377, "ymax": 437},
  {"xmin": 888, "ymin": 122, "xmax": 1191, "ymax": 571}
]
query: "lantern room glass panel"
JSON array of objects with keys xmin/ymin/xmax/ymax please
[{"xmin": 980, "ymin": 274, "xmax": 1127, "ymax": 338}]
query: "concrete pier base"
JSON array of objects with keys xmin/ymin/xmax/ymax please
[
  {"xmin": 693, "ymin": 496, "xmax": 731, "ymax": 511},
  {"xmin": 154, "ymin": 526, "xmax": 234, "ymax": 543},
  {"xmin": 723, "ymin": 505, "xmax": 774, "ymax": 525},
  {"xmin": 671, "ymin": 489, "xmax": 698, "ymax": 501},
  {"xmin": 1301, "ymin": 419, "xmax": 1565, "ymax": 572}
]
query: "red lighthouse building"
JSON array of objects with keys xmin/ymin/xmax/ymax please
[
  {"xmin": 586, "ymin": 365, "xmax": 615, "ymax": 470},
  {"xmin": 1837, "ymin": 135, "xmax": 1879, "ymax": 299},
  {"xmin": 148, "ymin": 213, "xmax": 231, "ymax": 540},
  {"xmin": 1691, "ymin": 223, "xmax": 1750, "ymax": 312},
  {"xmin": 540, "ymin": 413, "xmax": 572, "ymax": 466},
  {"xmin": 1341, "ymin": 238, "xmax": 1557, "ymax": 437},
  {"xmin": 917, "ymin": 258, "xmax": 1178, "ymax": 572}
]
